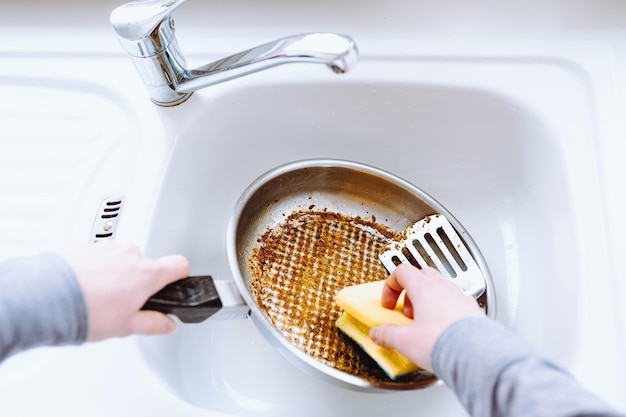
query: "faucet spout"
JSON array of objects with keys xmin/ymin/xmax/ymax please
[
  {"xmin": 178, "ymin": 33, "xmax": 358, "ymax": 95},
  {"xmin": 111, "ymin": 0, "xmax": 359, "ymax": 106}
]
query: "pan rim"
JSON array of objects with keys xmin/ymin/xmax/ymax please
[{"xmin": 225, "ymin": 158, "xmax": 495, "ymax": 391}]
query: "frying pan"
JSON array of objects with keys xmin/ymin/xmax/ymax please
[{"xmin": 143, "ymin": 159, "xmax": 495, "ymax": 391}]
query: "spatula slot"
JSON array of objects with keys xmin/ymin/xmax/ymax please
[
  {"xmin": 411, "ymin": 239, "xmax": 434, "ymax": 269},
  {"xmin": 401, "ymin": 246, "xmax": 423, "ymax": 269},
  {"xmin": 437, "ymin": 226, "xmax": 468, "ymax": 272},
  {"xmin": 424, "ymin": 232, "xmax": 457, "ymax": 278},
  {"xmin": 390, "ymin": 255, "xmax": 403, "ymax": 267}
]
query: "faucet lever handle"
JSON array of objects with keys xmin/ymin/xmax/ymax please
[{"xmin": 110, "ymin": 0, "xmax": 187, "ymax": 40}]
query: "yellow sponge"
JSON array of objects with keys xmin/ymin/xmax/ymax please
[{"xmin": 335, "ymin": 281, "xmax": 419, "ymax": 379}]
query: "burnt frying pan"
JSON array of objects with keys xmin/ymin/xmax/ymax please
[{"xmin": 143, "ymin": 159, "xmax": 494, "ymax": 391}]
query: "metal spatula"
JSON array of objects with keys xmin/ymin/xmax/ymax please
[{"xmin": 378, "ymin": 214, "xmax": 486, "ymax": 299}]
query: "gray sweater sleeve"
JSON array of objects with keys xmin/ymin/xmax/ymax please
[
  {"xmin": 432, "ymin": 317, "xmax": 624, "ymax": 417},
  {"xmin": 0, "ymin": 252, "xmax": 89, "ymax": 362}
]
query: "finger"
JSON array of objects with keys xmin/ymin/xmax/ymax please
[
  {"xmin": 402, "ymin": 293, "xmax": 414, "ymax": 319},
  {"xmin": 128, "ymin": 310, "xmax": 177, "ymax": 336},
  {"xmin": 420, "ymin": 266, "xmax": 469, "ymax": 297},
  {"xmin": 381, "ymin": 264, "xmax": 421, "ymax": 309},
  {"xmin": 148, "ymin": 254, "xmax": 190, "ymax": 290},
  {"xmin": 369, "ymin": 323, "xmax": 405, "ymax": 350}
]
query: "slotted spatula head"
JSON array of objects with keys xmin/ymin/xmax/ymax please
[{"xmin": 378, "ymin": 214, "xmax": 487, "ymax": 299}]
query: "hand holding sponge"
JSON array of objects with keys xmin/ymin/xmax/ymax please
[{"xmin": 335, "ymin": 280, "xmax": 420, "ymax": 379}]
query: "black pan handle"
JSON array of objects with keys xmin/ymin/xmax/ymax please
[{"xmin": 141, "ymin": 275, "xmax": 223, "ymax": 323}]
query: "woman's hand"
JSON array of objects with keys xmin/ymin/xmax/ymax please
[
  {"xmin": 61, "ymin": 241, "xmax": 189, "ymax": 341},
  {"xmin": 369, "ymin": 264, "xmax": 484, "ymax": 371}
]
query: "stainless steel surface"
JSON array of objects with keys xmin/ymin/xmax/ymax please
[
  {"xmin": 110, "ymin": 0, "xmax": 359, "ymax": 106},
  {"xmin": 226, "ymin": 159, "xmax": 495, "ymax": 391},
  {"xmin": 379, "ymin": 214, "xmax": 488, "ymax": 298}
]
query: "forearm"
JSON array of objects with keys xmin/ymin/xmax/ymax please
[
  {"xmin": 432, "ymin": 317, "xmax": 624, "ymax": 417},
  {"xmin": 0, "ymin": 253, "xmax": 89, "ymax": 362}
]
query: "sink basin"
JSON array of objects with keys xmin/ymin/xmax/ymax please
[{"xmin": 141, "ymin": 50, "xmax": 625, "ymax": 415}]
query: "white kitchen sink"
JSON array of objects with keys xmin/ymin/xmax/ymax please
[
  {"xmin": 0, "ymin": 72, "xmax": 130, "ymax": 257},
  {"xmin": 0, "ymin": 52, "xmax": 172, "ymax": 257},
  {"xmin": 1, "ymin": 3, "xmax": 625, "ymax": 414},
  {"xmin": 140, "ymin": 47, "xmax": 626, "ymax": 416}
]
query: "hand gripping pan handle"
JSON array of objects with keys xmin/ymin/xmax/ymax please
[{"xmin": 142, "ymin": 275, "xmax": 249, "ymax": 323}]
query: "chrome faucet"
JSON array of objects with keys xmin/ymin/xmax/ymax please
[{"xmin": 110, "ymin": 0, "xmax": 359, "ymax": 106}]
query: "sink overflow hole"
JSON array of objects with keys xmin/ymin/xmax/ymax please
[{"xmin": 91, "ymin": 197, "xmax": 124, "ymax": 244}]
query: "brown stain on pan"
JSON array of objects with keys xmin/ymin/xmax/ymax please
[{"xmin": 247, "ymin": 209, "xmax": 437, "ymax": 387}]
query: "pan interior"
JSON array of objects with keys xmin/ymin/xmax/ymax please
[{"xmin": 234, "ymin": 164, "xmax": 460, "ymax": 388}]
